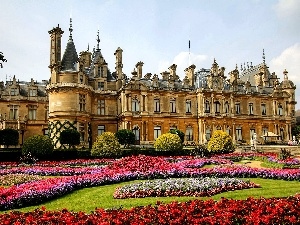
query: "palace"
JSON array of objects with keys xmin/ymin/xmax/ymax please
[{"xmin": 0, "ymin": 20, "xmax": 297, "ymax": 148}]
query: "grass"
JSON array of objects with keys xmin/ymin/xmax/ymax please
[{"xmin": 10, "ymin": 177, "xmax": 300, "ymax": 213}]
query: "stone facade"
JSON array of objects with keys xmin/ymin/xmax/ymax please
[{"xmin": 0, "ymin": 21, "xmax": 297, "ymax": 148}]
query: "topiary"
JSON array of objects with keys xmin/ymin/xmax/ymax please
[
  {"xmin": 59, "ymin": 129, "xmax": 80, "ymax": 149},
  {"xmin": 22, "ymin": 135, "xmax": 54, "ymax": 159},
  {"xmin": 91, "ymin": 132, "xmax": 121, "ymax": 158},
  {"xmin": 115, "ymin": 129, "xmax": 135, "ymax": 147},
  {"xmin": 169, "ymin": 129, "xmax": 185, "ymax": 143},
  {"xmin": 154, "ymin": 133, "xmax": 183, "ymax": 152},
  {"xmin": 207, "ymin": 130, "xmax": 235, "ymax": 154}
]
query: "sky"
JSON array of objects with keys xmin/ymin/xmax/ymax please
[{"xmin": 0, "ymin": 0, "xmax": 300, "ymax": 108}]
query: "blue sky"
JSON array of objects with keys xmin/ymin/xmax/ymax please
[{"xmin": 1, "ymin": 0, "xmax": 300, "ymax": 108}]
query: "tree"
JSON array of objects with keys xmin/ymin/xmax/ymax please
[
  {"xmin": 154, "ymin": 133, "xmax": 183, "ymax": 152},
  {"xmin": 91, "ymin": 132, "xmax": 121, "ymax": 158},
  {"xmin": 22, "ymin": 135, "xmax": 54, "ymax": 159},
  {"xmin": 59, "ymin": 129, "xmax": 80, "ymax": 149},
  {"xmin": 115, "ymin": 129, "xmax": 135, "ymax": 147},
  {"xmin": 0, "ymin": 128, "xmax": 19, "ymax": 148},
  {"xmin": 169, "ymin": 129, "xmax": 185, "ymax": 143},
  {"xmin": 207, "ymin": 130, "xmax": 235, "ymax": 154},
  {"xmin": 0, "ymin": 52, "xmax": 7, "ymax": 68}
]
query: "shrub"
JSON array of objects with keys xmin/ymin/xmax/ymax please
[
  {"xmin": 0, "ymin": 128, "xmax": 19, "ymax": 148},
  {"xmin": 59, "ymin": 129, "xmax": 80, "ymax": 149},
  {"xmin": 91, "ymin": 132, "xmax": 121, "ymax": 158},
  {"xmin": 115, "ymin": 129, "xmax": 135, "ymax": 147},
  {"xmin": 169, "ymin": 129, "xmax": 185, "ymax": 143},
  {"xmin": 190, "ymin": 144, "xmax": 209, "ymax": 157},
  {"xmin": 207, "ymin": 130, "xmax": 235, "ymax": 154},
  {"xmin": 22, "ymin": 135, "xmax": 54, "ymax": 159},
  {"xmin": 154, "ymin": 133, "xmax": 183, "ymax": 152}
]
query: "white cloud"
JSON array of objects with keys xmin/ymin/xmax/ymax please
[
  {"xmin": 270, "ymin": 43, "xmax": 300, "ymax": 109},
  {"xmin": 157, "ymin": 52, "xmax": 208, "ymax": 79},
  {"xmin": 274, "ymin": 0, "xmax": 300, "ymax": 18}
]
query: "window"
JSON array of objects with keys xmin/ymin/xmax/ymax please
[
  {"xmin": 186, "ymin": 127, "xmax": 193, "ymax": 141},
  {"xmin": 154, "ymin": 126, "xmax": 161, "ymax": 140},
  {"xmin": 154, "ymin": 99, "xmax": 160, "ymax": 112},
  {"xmin": 214, "ymin": 101, "xmax": 221, "ymax": 114},
  {"xmin": 170, "ymin": 99, "xmax": 176, "ymax": 113},
  {"xmin": 79, "ymin": 123, "xmax": 85, "ymax": 141},
  {"xmin": 9, "ymin": 105, "xmax": 19, "ymax": 120},
  {"xmin": 205, "ymin": 100, "xmax": 210, "ymax": 113},
  {"xmin": 98, "ymin": 82, "xmax": 104, "ymax": 90},
  {"xmin": 43, "ymin": 129, "xmax": 49, "ymax": 135},
  {"xmin": 224, "ymin": 101, "xmax": 230, "ymax": 114},
  {"xmin": 261, "ymin": 104, "xmax": 266, "ymax": 115},
  {"xmin": 278, "ymin": 104, "xmax": 283, "ymax": 116},
  {"xmin": 28, "ymin": 105, "xmax": 37, "ymax": 120},
  {"xmin": 235, "ymin": 103, "xmax": 241, "ymax": 114},
  {"xmin": 29, "ymin": 89, "xmax": 37, "ymax": 97},
  {"xmin": 10, "ymin": 88, "xmax": 18, "ymax": 96},
  {"xmin": 80, "ymin": 75, "xmax": 83, "ymax": 83},
  {"xmin": 133, "ymin": 128, "xmax": 140, "ymax": 141},
  {"xmin": 186, "ymin": 100, "xmax": 192, "ymax": 113},
  {"xmin": 97, "ymin": 125, "xmax": 105, "ymax": 136},
  {"xmin": 97, "ymin": 66, "xmax": 102, "ymax": 77},
  {"xmin": 132, "ymin": 99, "xmax": 140, "ymax": 112},
  {"xmin": 262, "ymin": 127, "xmax": 268, "ymax": 140},
  {"xmin": 205, "ymin": 128, "xmax": 211, "ymax": 141},
  {"xmin": 225, "ymin": 127, "xmax": 230, "ymax": 135},
  {"xmin": 170, "ymin": 126, "xmax": 177, "ymax": 131},
  {"xmin": 97, "ymin": 99, "xmax": 105, "ymax": 115},
  {"xmin": 249, "ymin": 103, "xmax": 254, "ymax": 115},
  {"xmin": 79, "ymin": 94, "xmax": 86, "ymax": 111},
  {"xmin": 250, "ymin": 129, "xmax": 255, "ymax": 140},
  {"xmin": 236, "ymin": 127, "xmax": 242, "ymax": 141}
]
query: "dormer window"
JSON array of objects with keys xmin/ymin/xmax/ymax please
[
  {"xmin": 10, "ymin": 88, "xmax": 18, "ymax": 96},
  {"xmin": 80, "ymin": 75, "xmax": 83, "ymax": 83},
  {"xmin": 29, "ymin": 89, "xmax": 37, "ymax": 97},
  {"xmin": 205, "ymin": 100, "xmax": 210, "ymax": 113},
  {"xmin": 98, "ymin": 82, "xmax": 104, "ymax": 90},
  {"xmin": 186, "ymin": 100, "xmax": 192, "ymax": 113},
  {"xmin": 278, "ymin": 104, "xmax": 283, "ymax": 116}
]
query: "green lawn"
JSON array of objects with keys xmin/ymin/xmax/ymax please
[{"xmin": 11, "ymin": 178, "xmax": 300, "ymax": 213}]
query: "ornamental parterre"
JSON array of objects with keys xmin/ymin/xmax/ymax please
[{"xmin": 0, "ymin": 154, "xmax": 299, "ymax": 212}]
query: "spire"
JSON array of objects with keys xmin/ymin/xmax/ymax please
[
  {"xmin": 96, "ymin": 30, "xmax": 100, "ymax": 51},
  {"xmin": 68, "ymin": 17, "xmax": 73, "ymax": 42},
  {"xmin": 262, "ymin": 49, "xmax": 265, "ymax": 64}
]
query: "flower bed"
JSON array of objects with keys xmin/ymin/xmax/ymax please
[
  {"xmin": 0, "ymin": 195, "xmax": 300, "ymax": 224},
  {"xmin": 0, "ymin": 174, "xmax": 44, "ymax": 186},
  {"xmin": 114, "ymin": 177, "xmax": 260, "ymax": 199}
]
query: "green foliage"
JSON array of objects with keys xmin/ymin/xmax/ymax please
[
  {"xmin": 91, "ymin": 132, "xmax": 121, "ymax": 158},
  {"xmin": 207, "ymin": 130, "xmax": 235, "ymax": 154},
  {"xmin": 115, "ymin": 129, "xmax": 135, "ymax": 147},
  {"xmin": 278, "ymin": 148, "xmax": 292, "ymax": 160},
  {"xmin": 59, "ymin": 129, "xmax": 80, "ymax": 149},
  {"xmin": 190, "ymin": 144, "xmax": 209, "ymax": 157},
  {"xmin": 169, "ymin": 129, "xmax": 185, "ymax": 143},
  {"xmin": 0, "ymin": 128, "xmax": 19, "ymax": 148},
  {"xmin": 154, "ymin": 133, "xmax": 183, "ymax": 152},
  {"xmin": 22, "ymin": 135, "xmax": 54, "ymax": 159},
  {"xmin": 291, "ymin": 124, "xmax": 300, "ymax": 140}
]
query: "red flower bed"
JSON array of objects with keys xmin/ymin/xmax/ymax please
[{"xmin": 1, "ymin": 195, "xmax": 300, "ymax": 224}]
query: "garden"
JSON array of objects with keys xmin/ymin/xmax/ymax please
[{"xmin": 0, "ymin": 130, "xmax": 300, "ymax": 224}]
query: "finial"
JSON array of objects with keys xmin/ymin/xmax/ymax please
[
  {"xmin": 68, "ymin": 18, "xmax": 73, "ymax": 41},
  {"xmin": 283, "ymin": 69, "xmax": 288, "ymax": 80},
  {"xmin": 262, "ymin": 49, "xmax": 265, "ymax": 64},
  {"xmin": 235, "ymin": 64, "xmax": 238, "ymax": 70},
  {"xmin": 96, "ymin": 30, "xmax": 100, "ymax": 51},
  {"xmin": 87, "ymin": 43, "xmax": 89, "ymax": 52}
]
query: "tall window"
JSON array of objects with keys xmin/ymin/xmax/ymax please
[
  {"xmin": 154, "ymin": 126, "xmax": 161, "ymax": 140},
  {"xmin": 205, "ymin": 128, "xmax": 211, "ymax": 141},
  {"xmin": 235, "ymin": 103, "xmax": 241, "ymax": 114},
  {"xmin": 10, "ymin": 88, "xmax": 18, "ymax": 96},
  {"xmin": 97, "ymin": 125, "xmax": 105, "ymax": 136},
  {"xmin": 205, "ymin": 100, "xmax": 210, "ymax": 113},
  {"xmin": 214, "ymin": 101, "xmax": 221, "ymax": 114},
  {"xmin": 80, "ymin": 75, "xmax": 83, "ymax": 83},
  {"xmin": 262, "ymin": 127, "xmax": 268, "ymax": 139},
  {"xmin": 97, "ymin": 66, "xmax": 103, "ymax": 77},
  {"xmin": 186, "ymin": 127, "xmax": 193, "ymax": 141},
  {"xmin": 97, "ymin": 99, "xmax": 105, "ymax": 115},
  {"xmin": 79, "ymin": 94, "xmax": 86, "ymax": 112},
  {"xmin": 250, "ymin": 128, "xmax": 255, "ymax": 139},
  {"xmin": 170, "ymin": 99, "xmax": 176, "ymax": 113},
  {"xmin": 224, "ymin": 101, "xmax": 230, "ymax": 114},
  {"xmin": 133, "ymin": 128, "xmax": 140, "ymax": 142},
  {"xmin": 186, "ymin": 100, "xmax": 192, "ymax": 113},
  {"xmin": 261, "ymin": 103, "xmax": 266, "ymax": 115},
  {"xmin": 278, "ymin": 104, "xmax": 283, "ymax": 116},
  {"xmin": 154, "ymin": 99, "xmax": 160, "ymax": 112},
  {"xmin": 28, "ymin": 105, "xmax": 37, "ymax": 120},
  {"xmin": 9, "ymin": 105, "xmax": 19, "ymax": 120},
  {"xmin": 79, "ymin": 123, "xmax": 85, "ymax": 142},
  {"xmin": 236, "ymin": 127, "xmax": 242, "ymax": 141},
  {"xmin": 98, "ymin": 82, "xmax": 104, "ymax": 90},
  {"xmin": 29, "ymin": 89, "xmax": 37, "ymax": 97},
  {"xmin": 132, "ymin": 99, "xmax": 140, "ymax": 112},
  {"xmin": 249, "ymin": 103, "xmax": 254, "ymax": 115}
]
